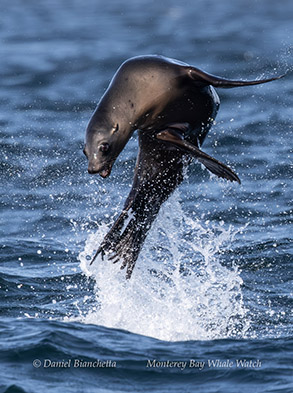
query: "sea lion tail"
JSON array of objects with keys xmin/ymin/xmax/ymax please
[{"xmin": 187, "ymin": 66, "xmax": 285, "ymax": 88}]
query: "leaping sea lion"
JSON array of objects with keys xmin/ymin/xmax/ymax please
[{"xmin": 83, "ymin": 55, "xmax": 283, "ymax": 278}]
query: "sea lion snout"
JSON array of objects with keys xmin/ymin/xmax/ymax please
[
  {"xmin": 88, "ymin": 161, "xmax": 113, "ymax": 178},
  {"xmin": 84, "ymin": 134, "xmax": 115, "ymax": 177},
  {"xmin": 87, "ymin": 165, "xmax": 99, "ymax": 174}
]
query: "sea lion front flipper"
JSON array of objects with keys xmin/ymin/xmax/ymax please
[
  {"xmin": 156, "ymin": 128, "xmax": 241, "ymax": 184},
  {"xmin": 186, "ymin": 66, "xmax": 285, "ymax": 89}
]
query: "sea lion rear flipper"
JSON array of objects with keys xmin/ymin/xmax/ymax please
[
  {"xmin": 90, "ymin": 201, "xmax": 134, "ymax": 266},
  {"xmin": 156, "ymin": 128, "xmax": 241, "ymax": 184},
  {"xmin": 186, "ymin": 66, "xmax": 284, "ymax": 88},
  {"xmin": 90, "ymin": 131, "xmax": 185, "ymax": 278}
]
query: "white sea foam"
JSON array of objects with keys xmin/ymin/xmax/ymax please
[{"xmin": 78, "ymin": 191, "xmax": 250, "ymax": 342}]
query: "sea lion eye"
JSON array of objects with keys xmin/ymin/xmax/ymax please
[{"xmin": 99, "ymin": 142, "xmax": 110, "ymax": 153}]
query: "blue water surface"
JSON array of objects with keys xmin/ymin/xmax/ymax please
[{"xmin": 0, "ymin": 0, "xmax": 292, "ymax": 392}]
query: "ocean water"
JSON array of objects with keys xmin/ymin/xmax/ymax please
[{"xmin": 0, "ymin": 0, "xmax": 292, "ymax": 392}]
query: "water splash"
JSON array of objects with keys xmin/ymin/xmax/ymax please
[{"xmin": 78, "ymin": 191, "xmax": 250, "ymax": 341}]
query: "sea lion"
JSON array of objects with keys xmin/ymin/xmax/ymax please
[{"xmin": 84, "ymin": 55, "xmax": 282, "ymax": 278}]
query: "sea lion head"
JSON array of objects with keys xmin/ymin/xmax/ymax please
[
  {"xmin": 84, "ymin": 110, "xmax": 133, "ymax": 178},
  {"xmin": 83, "ymin": 59, "xmax": 150, "ymax": 178}
]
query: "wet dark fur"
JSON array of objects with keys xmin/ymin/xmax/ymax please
[
  {"xmin": 87, "ymin": 55, "xmax": 283, "ymax": 278},
  {"xmin": 94, "ymin": 131, "xmax": 186, "ymax": 279}
]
